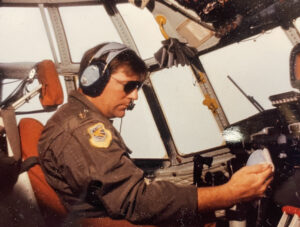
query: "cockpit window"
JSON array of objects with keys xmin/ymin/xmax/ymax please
[
  {"xmin": 59, "ymin": 5, "xmax": 122, "ymax": 62},
  {"xmin": 117, "ymin": 3, "xmax": 164, "ymax": 59},
  {"xmin": 151, "ymin": 66, "xmax": 224, "ymax": 155},
  {"xmin": 0, "ymin": 7, "xmax": 53, "ymax": 62},
  {"xmin": 114, "ymin": 91, "xmax": 167, "ymax": 159},
  {"xmin": 200, "ymin": 27, "xmax": 294, "ymax": 124}
]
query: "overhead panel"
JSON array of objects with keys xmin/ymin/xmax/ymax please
[{"xmin": 150, "ymin": 1, "xmax": 219, "ymax": 52}]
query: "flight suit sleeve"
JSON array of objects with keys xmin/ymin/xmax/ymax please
[{"xmin": 60, "ymin": 121, "xmax": 198, "ymax": 224}]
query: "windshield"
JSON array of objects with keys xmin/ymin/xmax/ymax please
[{"xmin": 201, "ymin": 27, "xmax": 295, "ymax": 124}]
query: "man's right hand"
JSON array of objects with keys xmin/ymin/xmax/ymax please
[
  {"xmin": 196, "ymin": 163, "xmax": 273, "ymax": 212},
  {"xmin": 226, "ymin": 163, "xmax": 273, "ymax": 203}
]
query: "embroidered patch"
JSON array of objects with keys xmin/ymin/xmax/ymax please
[
  {"xmin": 87, "ymin": 123, "xmax": 112, "ymax": 148},
  {"xmin": 78, "ymin": 109, "xmax": 89, "ymax": 119}
]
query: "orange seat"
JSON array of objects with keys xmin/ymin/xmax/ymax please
[{"xmin": 19, "ymin": 118, "xmax": 67, "ymax": 226}]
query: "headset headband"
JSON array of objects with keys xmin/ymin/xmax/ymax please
[{"xmin": 91, "ymin": 42, "xmax": 130, "ymax": 66}]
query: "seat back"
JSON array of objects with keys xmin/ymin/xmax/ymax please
[
  {"xmin": 19, "ymin": 118, "xmax": 67, "ymax": 226},
  {"xmin": 36, "ymin": 60, "xmax": 64, "ymax": 108},
  {"xmin": 18, "ymin": 60, "xmax": 67, "ymax": 226}
]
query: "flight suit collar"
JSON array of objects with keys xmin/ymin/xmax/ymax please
[{"xmin": 68, "ymin": 90, "xmax": 109, "ymax": 122}]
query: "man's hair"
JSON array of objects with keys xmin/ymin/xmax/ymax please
[{"xmin": 78, "ymin": 43, "xmax": 148, "ymax": 85}]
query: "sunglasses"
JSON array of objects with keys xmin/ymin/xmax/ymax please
[{"xmin": 111, "ymin": 77, "xmax": 144, "ymax": 94}]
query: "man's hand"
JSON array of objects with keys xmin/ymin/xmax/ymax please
[
  {"xmin": 226, "ymin": 164, "xmax": 273, "ymax": 203},
  {"xmin": 197, "ymin": 163, "xmax": 273, "ymax": 212}
]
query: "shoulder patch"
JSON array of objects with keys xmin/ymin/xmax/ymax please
[{"xmin": 87, "ymin": 122, "xmax": 112, "ymax": 148}]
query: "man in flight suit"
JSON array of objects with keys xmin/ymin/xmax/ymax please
[{"xmin": 38, "ymin": 42, "xmax": 273, "ymax": 225}]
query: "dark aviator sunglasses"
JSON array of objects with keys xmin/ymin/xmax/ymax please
[{"xmin": 111, "ymin": 77, "xmax": 144, "ymax": 94}]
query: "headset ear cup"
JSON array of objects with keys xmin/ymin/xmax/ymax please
[
  {"xmin": 80, "ymin": 61, "xmax": 110, "ymax": 97},
  {"xmin": 79, "ymin": 42, "xmax": 130, "ymax": 97},
  {"xmin": 96, "ymin": 61, "xmax": 110, "ymax": 96}
]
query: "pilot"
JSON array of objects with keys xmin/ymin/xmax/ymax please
[{"xmin": 38, "ymin": 42, "xmax": 273, "ymax": 225}]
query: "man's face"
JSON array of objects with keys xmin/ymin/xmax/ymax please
[{"xmin": 95, "ymin": 65, "xmax": 142, "ymax": 118}]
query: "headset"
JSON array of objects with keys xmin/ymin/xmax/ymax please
[{"xmin": 80, "ymin": 42, "xmax": 130, "ymax": 97}]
